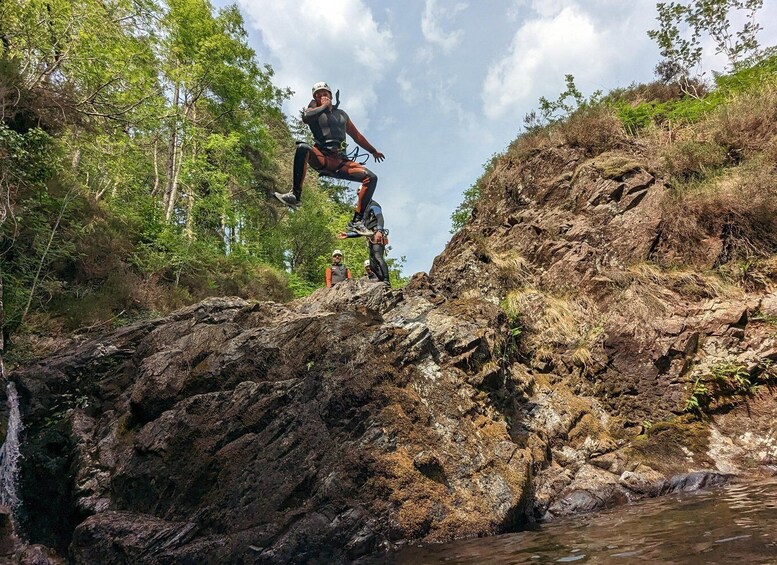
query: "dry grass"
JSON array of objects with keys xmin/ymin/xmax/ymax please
[
  {"xmin": 716, "ymin": 255, "xmax": 777, "ymax": 291},
  {"xmin": 490, "ymin": 250, "xmax": 533, "ymax": 288},
  {"xmin": 632, "ymin": 75, "xmax": 777, "ymax": 177},
  {"xmin": 605, "ymin": 262, "xmax": 741, "ymax": 331},
  {"xmin": 662, "ymin": 139, "xmax": 727, "ymax": 179},
  {"xmin": 505, "ymin": 105, "xmax": 624, "ymax": 161},
  {"xmin": 503, "ymin": 289, "xmax": 604, "ymax": 367},
  {"xmin": 506, "ymin": 128, "xmax": 558, "ymax": 161},
  {"xmin": 556, "ymin": 105, "xmax": 627, "ymax": 154},
  {"xmin": 657, "ymin": 164, "xmax": 777, "ymax": 269},
  {"xmin": 614, "ymin": 262, "xmax": 740, "ymax": 300},
  {"xmin": 709, "ymin": 83, "xmax": 777, "ymax": 160}
]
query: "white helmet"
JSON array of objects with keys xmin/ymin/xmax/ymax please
[
  {"xmin": 364, "ymin": 259, "xmax": 371, "ymax": 267},
  {"xmin": 312, "ymin": 81, "xmax": 332, "ymax": 97},
  {"xmin": 332, "ymin": 249, "xmax": 343, "ymax": 257}
]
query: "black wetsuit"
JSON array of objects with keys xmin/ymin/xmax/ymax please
[
  {"xmin": 292, "ymin": 99, "xmax": 378, "ymax": 218},
  {"xmin": 304, "ymin": 103, "xmax": 349, "ymax": 152},
  {"xmin": 342, "ymin": 200, "xmax": 390, "ymax": 285}
]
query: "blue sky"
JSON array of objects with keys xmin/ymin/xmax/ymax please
[{"xmin": 213, "ymin": 0, "xmax": 777, "ymax": 276}]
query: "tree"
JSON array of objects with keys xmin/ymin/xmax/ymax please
[
  {"xmin": 0, "ymin": 0, "xmax": 378, "ymax": 348},
  {"xmin": 648, "ymin": 0, "xmax": 765, "ymax": 82}
]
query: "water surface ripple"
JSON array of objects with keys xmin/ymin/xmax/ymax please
[{"xmin": 383, "ymin": 478, "xmax": 777, "ymax": 564}]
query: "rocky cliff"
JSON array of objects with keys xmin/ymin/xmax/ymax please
[{"xmin": 5, "ymin": 123, "xmax": 777, "ymax": 563}]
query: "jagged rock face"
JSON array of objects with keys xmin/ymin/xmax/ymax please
[
  {"xmin": 431, "ymin": 144, "xmax": 777, "ymax": 422},
  {"xmin": 9, "ymin": 142, "xmax": 777, "ymax": 563},
  {"xmin": 13, "ymin": 285, "xmax": 532, "ymax": 563}
]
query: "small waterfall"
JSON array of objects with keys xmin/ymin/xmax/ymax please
[{"xmin": 0, "ymin": 382, "xmax": 23, "ymax": 509}]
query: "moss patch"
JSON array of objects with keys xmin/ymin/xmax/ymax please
[
  {"xmin": 589, "ymin": 153, "xmax": 645, "ymax": 180},
  {"xmin": 627, "ymin": 418, "xmax": 713, "ymax": 475}
]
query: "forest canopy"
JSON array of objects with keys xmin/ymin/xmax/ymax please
[{"xmin": 0, "ymin": 0, "xmax": 402, "ymax": 355}]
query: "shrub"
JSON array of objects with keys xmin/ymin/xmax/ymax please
[
  {"xmin": 685, "ymin": 358, "xmax": 777, "ymax": 415},
  {"xmin": 556, "ymin": 105, "xmax": 625, "ymax": 154},
  {"xmin": 708, "ymin": 84, "xmax": 777, "ymax": 159},
  {"xmin": 613, "ymin": 55, "xmax": 777, "ymax": 136},
  {"xmin": 608, "ymin": 80, "xmax": 708, "ymax": 106},
  {"xmin": 657, "ymin": 165, "xmax": 777, "ymax": 268},
  {"xmin": 662, "ymin": 140, "xmax": 727, "ymax": 179}
]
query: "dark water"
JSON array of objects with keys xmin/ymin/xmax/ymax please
[{"xmin": 382, "ymin": 478, "xmax": 777, "ymax": 564}]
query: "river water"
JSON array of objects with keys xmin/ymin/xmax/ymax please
[{"xmin": 382, "ymin": 478, "xmax": 777, "ymax": 564}]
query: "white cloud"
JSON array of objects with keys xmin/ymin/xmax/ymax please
[
  {"xmin": 481, "ymin": 5, "xmax": 616, "ymax": 120},
  {"xmin": 397, "ymin": 72, "xmax": 418, "ymax": 104},
  {"xmin": 529, "ymin": 0, "xmax": 577, "ymax": 18},
  {"xmin": 421, "ymin": 0, "xmax": 468, "ymax": 53},
  {"xmin": 237, "ymin": 0, "xmax": 396, "ymax": 128}
]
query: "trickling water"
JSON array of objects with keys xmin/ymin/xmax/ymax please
[{"xmin": 0, "ymin": 382, "xmax": 23, "ymax": 509}]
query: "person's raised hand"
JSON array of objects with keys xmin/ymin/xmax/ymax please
[{"xmin": 372, "ymin": 150, "xmax": 385, "ymax": 163}]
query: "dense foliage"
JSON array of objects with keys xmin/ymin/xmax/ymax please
[{"xmin": 0, "ymin": 0, "xmax": 401, "ymax": 355}]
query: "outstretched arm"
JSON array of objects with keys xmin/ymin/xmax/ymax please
[
  {"xmin": 346, "ymin": 120, "xmax": 385, "ymax": 163},
  {"xmin": 336, "ymin": 231, "xmax": 363, "ymax": 239}
]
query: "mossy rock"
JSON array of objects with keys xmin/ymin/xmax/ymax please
[
  {"xmin": 586, "ymin": 152, "xmax": 644, "ymax": 180},
  {"xmin": 627, "ymin": 418, "xmax": 713, "ymax": 475}
]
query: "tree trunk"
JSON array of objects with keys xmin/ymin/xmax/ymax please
[
  {"xmin": 221, "ymin": 213, "xmax": 228, "ymax": 253},
  {"xmin": 184, "ymin": 103, "xmax": 196, "ymax": 240},
  {"xmin": 71, "ymin": 147, "xmax": 81, "ymax": 171},
  {"xmin": 167, "ymin": 141, "xmax": 183, "ymax": 222},
  {"xmin": 163, "ymin": 79, "xmax": 180, "ymax": 220},
  {"xmin": 21, "ymin": 191, "xmax": 71, "ymax": 326},
  {"xmin": 151, "ymin": 137, "xmax": 160, "ymax": 196},
  {"xmin": 185, "ymin": 188, "xmax": 195, "ymax": 240}
]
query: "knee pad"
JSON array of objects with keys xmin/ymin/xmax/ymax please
[{"xmin": 295, "ymin": 142, "xmax": 312, "ymax": 156}]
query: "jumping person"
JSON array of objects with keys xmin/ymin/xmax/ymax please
[
  {"xmin": 337, "ymin": 200, "xmax": 390, "ymax": 286},
  {"xmin": 274, "ymin": 81, "xmax": 385, "ymax": 236},
  {"xmin": 325, "ymin": 249, "xmax": 352, "ymax": 288}
]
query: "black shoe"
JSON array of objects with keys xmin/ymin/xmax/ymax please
[
  {"xmin": 347, "ymin": 219, "xmax": 373, "ymax": 236},
  {"xmin": 274, "ymin": 191, "xmax": 300, "ymax": 209}
]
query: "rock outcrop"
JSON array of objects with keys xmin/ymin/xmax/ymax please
[
  {"xmin": 11, "ymin": 283, "xmax": 532, "ymax": 564},
  {"xmin": 7, "ymin": 139, "xmax": 777, "ymax": 563}
]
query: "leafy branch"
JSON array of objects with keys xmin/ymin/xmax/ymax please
[{"xmin": 648, "ymin": 0, "xmax": 765, "ymax": 83}]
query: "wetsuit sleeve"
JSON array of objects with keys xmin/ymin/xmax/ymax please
[
  {"xmin": 342, "ymin": 231, "xmax": 360, "ymax": 239},
  {"xmin": 371, "ymin": 204, "xmax": 384, "ymax": 230},
  {"xmin": 303, "ymin": 99, "xmax": 328, "ymax": 124},
  {"xmin": 325, "ymin": 267, "xmax": 332, "ymax": 288},
  {"xmin": 345, "ymin": 119, "xmax": 377, "ymax": 154}
]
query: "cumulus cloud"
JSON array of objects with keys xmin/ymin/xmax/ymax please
[
  {"xmin": 237, "ymin": 0, "xmax": 396, "ymax": 127},
  {"xmin": 481, "ymin": 5, "xmax": 619, "ymax": 120},
  {"xmin": 421, "ymin": 0, "xmax": 468, "ymax": 52}
]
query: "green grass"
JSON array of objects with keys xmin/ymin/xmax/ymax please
[{"xmin": 614, "ymin": 53, "xmax": 777, "ymax": 134}]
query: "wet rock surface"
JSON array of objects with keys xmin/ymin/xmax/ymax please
[
  {"xmin": 12, "ymin": 286, "xmax": 531, "ymax": 563},
  {"xmin": 9, "ymin": 143, "xmax": 777, "ymax": 563}
]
